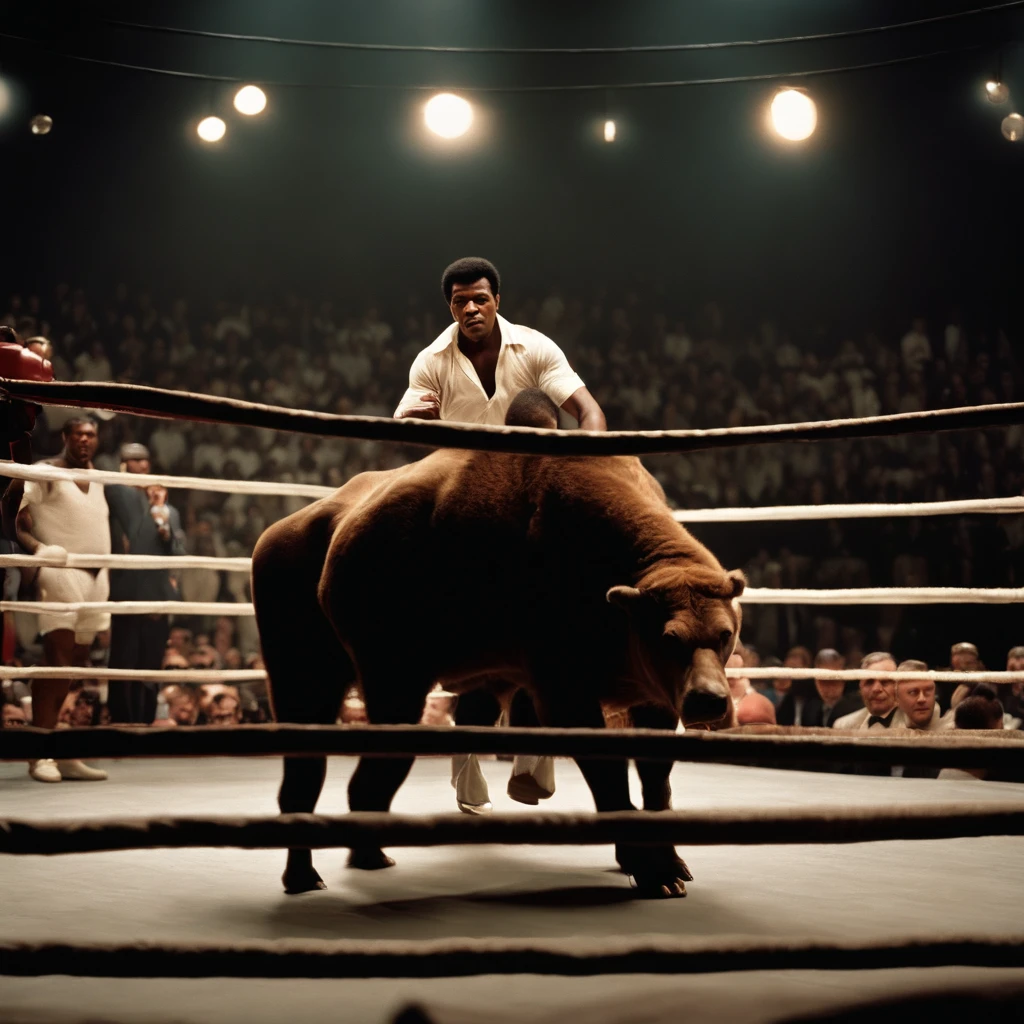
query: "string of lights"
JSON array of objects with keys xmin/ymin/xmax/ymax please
[{"xmin": 102, "ymin": 1, "xmax": 1024, "ymax": 55}]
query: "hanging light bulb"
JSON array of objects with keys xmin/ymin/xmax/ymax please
[
  {"xmin": 986, "ymin": 80, "xmax": 1010, "ymax": 104},
  {"xmin": 1002, "ymin": 112, "xmax": 1024, "ymax": 141},
  {"xmin": 29, "ymin": 114, "xmax": 53, "ymax": 135},
  {"xmin": 234, "ymin": 85, "xmax": 267, "ymax": 116},
  {"xmin": 424, "ymin": 93, "xmax": 473, "ymax": 138},
  {"xmin": 603, "ymin": 119, "xmax": 616, "ymax": 143},
  {"xmin": 197, "ymin": 116, "xmax": 226, "ymax": 143},
  {"xmin": 770, "ymin": 88, "xmax": 817, "ymax": 142}
]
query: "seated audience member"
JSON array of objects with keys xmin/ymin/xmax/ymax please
[
  {"xmin": 1003, "ymin": 645, "xmax": 1024, "ymax": 722},
  {"xmin": 893, "ymin": 660, "xmax": 952, "ymax": 732},
  {"xmin": 2, "ymin": 701, "xmax": 28, "ymax": 727},
  {"xmin": 833, "ymin": 651, "xmax": 898, "ymax": 730},
  {"xmin": 160, "ymin": 684, "xmax": 199, "ymax": 726},
  {"xmin": 804, "ymin": 648, "xmax": 861, "ymax": 727},
  {"xmin": 953, "ymin": 684, "xmax": 1004, "ymax": 731},
  {"xmin": 58, "ymin": 686, "xmax": 103, "ymax": 728},
  {"xmin": 949, "ymin": 641, "xmax": 981, "ymax": 671},
  {"xmin": 768, "ymin": 645, "xmax": 812, "ymax": 710},
  {"xmin": 198, "ymin": 684, "xmax": 242, "ymax": 726},
  {"xmin": 726, "ymin": 651, "xmax": 774, "ymax": 724},
  {"xmin": 938, "ymin": 685, "xmax": 1006, "ymax": 781},
  {"xmin": 736, "ymin": 690, "xmax": 777, "ymax": 726}
]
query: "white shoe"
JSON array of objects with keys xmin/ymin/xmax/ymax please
[
  {"xmin": 56, "ymin": 759, "xmax": 108, "ymax": 781},
  {"xmin": 28, "ymin": 759, "xmax": 62, "ymax": 783}
]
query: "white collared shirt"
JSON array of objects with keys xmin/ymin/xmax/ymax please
[{"xmin": 394, "ymin": 314, "xmax": 585, "ymax": 426}]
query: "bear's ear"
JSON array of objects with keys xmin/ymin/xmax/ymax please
[{"xmin": 727, "ymin": 569, "xmax": 746, "ymax": 598}]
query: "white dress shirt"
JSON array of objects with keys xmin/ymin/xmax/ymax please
[{"xmin": 394, "ymin": 314, "xmax": 585, "ymax": 426}]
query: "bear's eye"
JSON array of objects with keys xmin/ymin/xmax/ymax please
[{"xmin": 720, "ymin": 629, "xmax": 733, "ymax": 649}]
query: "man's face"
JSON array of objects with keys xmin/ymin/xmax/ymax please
[
  {"xmin": 207, "ymin": 696, "xmax": 241, "ymax": 726},
  {"xmin": 2, "ymin": 703, "xmax": 27, "ymax": 727},
  {"xmin": 951, "ymin": 651, "xmax": 975, "ymax": 670},
  {"xmin": 859, "ymin": 659, "xmax": 897, "ymax": 715},
  {"xmin": 896, "ymin": 678, "xmax": 936, "ymax": 728},
  {"xmin": 125, "ymin": 458, "xmax": 151, "ymax": 475},
  {"xmin": 169, "ymin": 697, "xmax": 197, "ymax": 726},
  {"xmin": 147, "ymin": 485, "xmax": 168, "ymax": 505},
  {"xmin": 1007, "ymin": 655, "xmax": 1024, "ymax": 673},
  {"xmin": 815, "ymin": 678, "xmax": 845, "ymax": 705},
  {"xmin": 449, "ymin": 278, "xmax": 499, "ymax": 343},
  {"xmin": 64, "ymin": 423, "xmax": 98, "ymax": 464}
]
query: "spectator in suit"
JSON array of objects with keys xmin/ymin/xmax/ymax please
[
  {"xmin": 106, "ymin": 443, "xmax": 185, "ymax": 724},
  {"xmin": 804, "ymin": 648, "xmax": 863, "ymax": 727},
  {"xmin": 775, "ymin": 645, "xmax": 815, "ymax": 725},
  {"xmin": 833, "ymin": 651, "xmax": 898, "ymax": 730}
]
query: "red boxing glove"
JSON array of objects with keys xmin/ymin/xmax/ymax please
[
  {"xmin": 0, "ymin": 328, "xmax": 53, "ymax": 383},
  {"xmin": 0, "ymin": 327, "xmax": 53, "ymax": 449}
]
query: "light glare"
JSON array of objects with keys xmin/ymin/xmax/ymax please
[
  {"xmin": 986, "ymin": 80, "xmax": 1010, "ymax": 104},
  {"xmin": 1002, "ymin": 112, "xmax": 1024, "ymax": 141},
  {"xmin": 604, "ymin": 119, "xmax": 616, "ymax": 142},
  {"xmin": 30, "ymin": 114, "xmax": 53, "ymax": 135},
  {"xmin": 770, "ymin": 88, "xmax": 817, "ymax": 142},
  {"xmin": 424, "ymin": 93, "xmax": 473, "ymax": 139},
  {"xmin": 234, "ymin": 85, "xmax": 267, "ymax": 116},
  {"xmin": 197, "ymin": 116, "xmax": 226, "ymax": 143}
]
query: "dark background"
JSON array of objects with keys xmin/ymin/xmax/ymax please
[{"xmin": 1, "ymin": 0, "xmax": 1022, "ymax": 337}]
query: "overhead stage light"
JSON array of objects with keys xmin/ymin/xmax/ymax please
[
  {"xmin": 1002, "ymin": 112, "xmax": 1024, "ymax": 141},
  {"xmin": 197, "ymin": 116, "xmax": 226, "ymax": 143},
  {"xmin": 770, "ymin": 88, "xmax": 817, "ymax": 142},
  {"xmin": 424, "ymin": 93, "xmax": 473, "ymax": 139},
  {"xmin": 29, "ymin": 114, "xmax": 53, "ymax": 135},
  {"xmin": 604, "ymin": 119, "xmax": 616, "ymax": 142},
  {"xmin": 234, "ymin": 85, "xmax": 267, "ymax": 116},
  {"xmin": 986, "ymin": 80, "xmax": 1010, "ymax": 104}
]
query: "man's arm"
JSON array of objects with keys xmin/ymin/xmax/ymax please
[
  {"xmin": 394, "ymin": 351, "xmax": 442, "ymax": 420},
  {"xmin": 561, "ymin": 386, "xmax": 607, "ymax": 431},
  {"xmin": 15, "ymin": 505, "xmax": 42, "ymax": 555}
]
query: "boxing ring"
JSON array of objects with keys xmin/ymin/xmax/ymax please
[{"xmin": 1, "ymin": 378, "xmax": 1024, "ymax": 1023}]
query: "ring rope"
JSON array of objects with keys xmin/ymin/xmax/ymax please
[
  {"xmin": 0, "ymin": 460, "xmax": 333, "ymax": 498},
  {"xmin": 0, "ymin": 666, "xmax": 266, "ymax": 683},
  {"xmin": 6, "ymin": 461, "xmax": 1024, "ymax": 524},
  {"xmin": 1, "ymin": 934, "xmax": 1021, "ymax": 979},
  {"xmin": 2, "ymin": 803, "xmax": 1022, "ymax": 856},
  {"xmin": 2, "ymin": 665, "xmax": 1021, "ymax": 686},
  {"xmin": 4, "ymin": 377, "xmax": 1024, "ymax": 456},
  {"xmin": 4, "ymin": 585, "xmax": 1023, "ymax": 617},
  {"xmin": 0, "ymin": 553, "xmax": 251, "ymax": 571},
  {"xmin": 4, "ymin": 461, "xmax": 1022, "ymax": 523},
  {"xmin": 2, "ymin": 724, "xmax": 1021, "ymax": 768}
]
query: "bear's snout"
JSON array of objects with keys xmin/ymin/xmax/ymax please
[{"xmin": 681, "ymin": 688, "xmax": 730, "ymax": 726}]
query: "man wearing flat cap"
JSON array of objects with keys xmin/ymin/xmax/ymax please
[{"xmin": 106, "ymin": 442, "xmax": 185, "ymax": 724}]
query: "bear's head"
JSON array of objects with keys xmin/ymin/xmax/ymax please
[{"xmin": 607, "ymin": 564, "xmax": 745, "ymax": 727}]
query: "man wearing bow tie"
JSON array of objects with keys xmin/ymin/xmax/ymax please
[{"xmin": 833, "ymin": 651, "xmax": 898, "ymax": 731}]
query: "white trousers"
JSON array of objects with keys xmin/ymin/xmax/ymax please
[{"xmin": 451, "ymin": 753, "xmax": 556, "ymax": 806}]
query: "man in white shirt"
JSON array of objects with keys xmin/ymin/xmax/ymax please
[
  {"xmin": 11, "ymin": 417, "xmax": 111, "ymax": 783},
  {"xmin": 395, "ymin": 257, "xmax": 606, "ymax": 429},
  {"xmin": 892, "ymin": 661, "xmax": 952, "ymax": 732},
  {"xmin": 395, "ymin": 257, "xmax": 607, "ymax": 813}
]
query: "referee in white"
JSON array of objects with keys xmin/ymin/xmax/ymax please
[{"xmin": 395, "ymin": 257, "xmax": 607, "ymax": 813}]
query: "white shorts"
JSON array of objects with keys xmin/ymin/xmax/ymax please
[{"xmin": 36, "ymin": 567, "xmax": 110, "ymax": 645}]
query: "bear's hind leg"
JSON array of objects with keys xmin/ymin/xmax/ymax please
[{"xmin": 346, "ymin": 672, "xmax": 433, "ymax": 871}]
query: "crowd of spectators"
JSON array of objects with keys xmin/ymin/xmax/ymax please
[{"xmin": 2, "ymin": 280, "xmax": 1023, "ymax": 735}]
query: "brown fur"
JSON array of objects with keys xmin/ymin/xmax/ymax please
[{"xmin": 251, "ymin": 450, "xmax": 744, "ymax": 896}]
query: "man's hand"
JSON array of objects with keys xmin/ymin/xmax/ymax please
[{"xmin": 396, "ymin": 392, "xmax": 441, "ymax": 421}]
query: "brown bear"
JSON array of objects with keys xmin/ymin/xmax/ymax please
[{"xmin": 251, "ymin": 448, "xmax": 744, "ymax": 899}]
